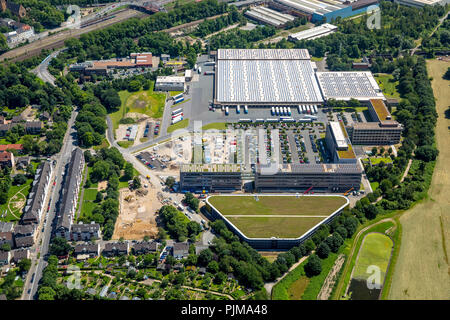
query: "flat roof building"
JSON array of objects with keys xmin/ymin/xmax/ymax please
[
  {"xmin": 325, "ymin": 121, "xmax": 357, "ymax": 163},
  {"xmin": 393, "ymin": 0, "xmax": 449, "ymax": 7},
  {"xmin": 347, "ymin": 99, "xmax": 403, "ymax": 145},
  {"xmin": 155, "ymin": 76, "xmax": 186, "ymax": 92},
  {"xmin": 215, "ymin": 48, "xmax": 323, "ymax": 106},
  {"xmin": 255, "ymin": 163, "xmax": 362, "ymax": 192},
  {"xmin": 316, "ymin": 71, "xmax": 385, "ymax": 101},
  {"xmin": 180, "ymin": 164, "xmax": 244, "ymax": 193},
  {"xmin": 288, "ymin": 23, "xmax": 337, "ymax": 41},
  {"xmin": 245, "ymin": 6, "xmax": 296, "ymax": 27}
]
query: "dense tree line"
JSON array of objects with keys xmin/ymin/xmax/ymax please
[
  {"xmin": 421, "ymin": 16, "xmax": 450, "ymax": 54},
  {"xmin": 64, "ymin": 0, "xmax": 228, "ymax": 60},
  {"xmin": 0, "ymin": 166, "xmax": 11, "ymax": 205},
  {"xmin": 191, "ymin": 7, "xmax": 243, "ymax": 38},
  {"xmin": 83, "ymin": 147, "xmax": 126, "ymax": 240},
  {"xmin": 202, "ymin": 213, "xmax": 358, "ymax": 290},
  {"xmin": 9, "ymin": 0, "xmax": 65, "ymax": 31}
]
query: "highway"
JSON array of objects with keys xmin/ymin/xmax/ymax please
[{"xmin": 21, "ymin": 109, "xmax": 79, "ymax": 300}]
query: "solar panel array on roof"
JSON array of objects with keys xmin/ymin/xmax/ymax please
[
  {"xmin": 217, "ymin": 50, "xmax": 323, "ymax": 104},
  {"xmin": 217, "ymin": 48, "xmax": 310, "ymax": 60},
  {"xmin": 315, "ymin": 71, "xmax": 384, "ymax": 100}
]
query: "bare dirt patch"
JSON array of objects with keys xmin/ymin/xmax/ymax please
[
  {"xmin": 97, "ymin": 181, "xmax": 108, "ymax": 191},
  {"xmin": 112, "ymin": 186, "xmax": 160, "ymax": 240}
]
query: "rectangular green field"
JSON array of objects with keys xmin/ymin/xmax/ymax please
[
  {"xmin": 208, "ymin": 195, "xmax": 347, "ymax": 216},
  {"xmin": 226, "ymin": 216, "xmax": 326, "ymax": 238},
  {"xmin": 352, "ymin": 233, "xmax": 393, "ymax": 283}
]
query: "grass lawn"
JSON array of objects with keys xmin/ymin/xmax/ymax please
[
  {"xmin": 201, "ymin": 122, "xmax": 227, "ymax": 131},
  {"xmin": 79, "ymin": 191, "xmax": 98, "ymax": 222},
  {"xmin": 0, "ymin": 179, "xmax": 33, "ymax": 222},
  {"xmin": 110, "ymin": 82, "xmax": 166, "ymax": 130},
  {"xmin": 167, "ymin": 118, "xmax": 189, "ymax": 133},
  {"xmin": 374, "ymin": 74, "xmax": 400, "ymax": 99},
  {"xmin": 370, "ymin": 157, "xmax": 393, "ymax": 166},
  {"xmin": 208, "ymin": 195, "xmax": 347, "ymax": 216},
  {"xmin": 169, "ymin": 91, "xmax": 183, "ymax": 97},
  {"xmin": 117, "ymin": 141, "xmax": 134, "ymax": 148},
  {"xmin": 226, "ymin": 216, "xmax": 325, "ymax": 238},
  {"xmin": 83, "ymin": 188, "xmax": 98, "ymax": 201},
  {"xmin": 352, "ymin": 233, "xmax": 393, "ymax": 284}
]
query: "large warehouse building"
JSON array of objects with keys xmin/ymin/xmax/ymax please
[
  {"xmin": 244, "ymin": 5, "xmax": 296, "ymax": 27},
  {"xmin": 215, "ymin": 48, "xmax": 323, "ymax": 106},
  {"xmin": 272, "ymin": 0, "xmax": 379, "ymax": 22}
]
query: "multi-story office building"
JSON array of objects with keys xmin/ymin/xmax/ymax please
[
  {"xmin": 349, "ymin": 99, "xmax": 403, "ymax": 145},
  {"xmin": 254, "ymin": 163, "xmax": 362, "ymax": 193},
  {"xmin": 180, "ymin": 164, "xmax": 243, "ymax": 193},
  {"xmin": 325, "ymin": 121, "xmax": 357, "ymax": 164}
]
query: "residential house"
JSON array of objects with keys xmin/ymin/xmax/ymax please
[
  {"xmin": 172, "ymin": 242, "xmax": 189, "ymax": 260},
  {"xmin": 0, "ymin": 151, "xmax": 14, "ymax": 167},
  {"xmin": 74, "ymin": 243, "xmax": 100, "ymax": 259},
  {"xmin": 21, "ymin": 161, "xmax": 52, "ymax": 224},
  {"xmin": 0, "ymin": 1, "xmax": 26, "ymax": 19},
  {"xmin": 55, "ymin": 148, "xmax": 84, "ymax": 240},
  {"xmin": 12, "ymin": 249, "xmax": 29, "ymax": 264},
  {"xmin": 0, "ymin": 222, "xmax": 13, "ymax": 232},
  {"xmin": 0, "ymin": 250, "xmax": 10, "ymax": 266},
  {"xmin": 132, "ymin": 241, "xmax": 160, "ymax": 255},
  {"xmin": 13, "ymin": 224, "xmax": 34, "ymax": 241},
  {"xmin": 0, "ymin": 232, "xmax": 13, "ymax": 248},
  {"xmin": 15, "ymin": 156, "xmax": 30, "ymax": 170},
  {"xmin": 70, "ymin": 222, "xmax": 101, "ymax": 241},
  {"xmin": 103, "ymin": 242, "xmax": 129, "ymax": 257},
  {"xmin": 14, "ymin": 235, "xmax": 34, "ymax": 248},
  {"xmin": 40, "ymin": 111, "xmax": 50, "ymax": 121},
  {"xmin": 0, "ymin": 144, "xmax": 23, "ymax": 152},
  {"xmin": 0, "ymin": 121, "xmax": 42, "ymax": 136},
  {"xmin": 195, "ymin": 244, "xmax": 208, "ymax": 256}
]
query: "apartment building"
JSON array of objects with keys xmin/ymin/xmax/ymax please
[{"xmin": 55, "ymin": 148, "xmax": 84, "ymax": 240}]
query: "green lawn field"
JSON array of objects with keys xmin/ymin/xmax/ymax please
[
  {"xmin": 208, "ymin": 195, "xmax": 347, "ymax": 216},
  {"xmin": 167, "ymin": 118, "xmax": 189, "ymax": 133},
  {"xmin": 352, "ymin": 233, "xmax": 393, "ymax": 283},
  {"xmin": 226, "ymin": 216, "xmax": 325, "ymax": 238}
]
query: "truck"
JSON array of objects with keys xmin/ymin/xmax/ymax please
[
  {"xmin": 275, "ymin": 107, "xmax": 279, "ymax": 115},
  {"xmin": 244, "ymin": 105, "xmax": 248, "ymax": 114},
  {"xmin": 204, "ymin": 61, "xmax": 215, "ymax": 66},
  {"xmin": 204, "ymin": 71, "xmax": 215, "ymax": 75},
  {"xmin": 172, "ymin": 112, "xmax": 183, "ymax": 119},
  {"xmin": 225, "ymin": 106, "xmax": 229, "ymax": 116},
  {"xmin": 171, "ymin": 115, "xmax": 183, "ymax": 124},
  {"xmin": 272, "ymin": 107, "xmax": 276, "ymax": 115},
  {"xmin": 173, "ymin": 93, "xmax": 183, "ymax": 101},
  {"xmin": 174, "ymin": 97, "xmax": 184, "ymax": 104},
  {"xmin": 287, "ymin": 107, "xmax": 291, "ymax": 116},
  {"xmin": 172, "ymin": 108, "xmax": 183, "ymax": 116},
  {"xmin": 198, "ymin": 67, "xmax": 202, "ymax": 74},
  {"xmin": 236, "ymin": 105, "xmax": 240, "ymax": 114}
]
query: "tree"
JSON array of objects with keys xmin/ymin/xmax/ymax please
[
  {"xmin": 415, "ymin": 145, "xmax": 439, "ymax": 162},
  {"xmin": 95, "ymin": 192, "xmax": 103, "ymax": 203},
  {"xmin": 304, "ymin": 239, "xmax": 315, "ymax": 254},
  {"xmin": 198, "ymin": 248, "xmax": 214, "ymax": 266},
  {"xmin": 18, "ymin": 258, "xmax": 31, "ymax": 273},
  {"xmin": 207, "ymin": 260, "xmax": 219, "ymax": 274},
  {"xmin": 304, "ymin": 255, "xmax": 322, "ymax": 277},
  {"xmin": 132, "ymin": 177, "xmax": 141, "ymax": 189},
  {"xmin": 317, "ymin": 242, "xmax": 330, "ymax": 259},
  {"xmin": 128, "ymin": 80, "xmax": 141, "ymax": 92},
  {"xmin": 49, "ymin": 237, "xmax": 71, "ymax": 256},
  {"xmin": 214, "ymin": 271, "xmax": 226, "ymax": 285},
  {"xmin": 1, "ymin": 243, "xmax": 11, "ymax": 251},
  {"xmin": 325, "ymin": 233, "xmax": 344, "ymax": 253},
  {"xmin": 165, "ymin": 176, "xmax": 175, "ymax": 188},
  {"xmin": 124, "ymin": 163, "xmax": 134, "ymax": 180},
  {"xmin": 184, "ymin": 192, "xmax": 199, "ymax": 211}
]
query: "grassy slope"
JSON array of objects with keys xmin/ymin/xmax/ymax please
[
  {"xmin": 208, "ymin": 195, "xmax": 347, "ymax": 216},
  {"xmin": 374, "ymin": 74, "xmax": 401, "ymax": 99},
  {"xmin": 388, "ymin": 59, "xmax": 450, "ymax": 300},
  {"xmin": 167, "ymin": 118, "xmax": 189, "ymax": 133}
]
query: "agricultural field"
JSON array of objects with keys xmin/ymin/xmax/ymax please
[
  {"xmin": 389, "ymin": 59, "xmax": 450, "ymax": 300},
  {"xmin": 208, "ymin": 195, "xmax": 348, "ymax": 238},
  {"xmin": 347, "ymin": 233, "xmax": 393, "ymax": 300}
]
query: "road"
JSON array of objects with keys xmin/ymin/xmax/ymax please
[
  {"xmin": 31, "ymin": 49, "xmax": 65, "ymax": 85},
  {"xmin": 21, "ymin": 109, "xmax": 79, "ymax": 300}
]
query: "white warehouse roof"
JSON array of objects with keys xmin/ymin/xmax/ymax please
[
  {"xmin": 245, "ymin": 6, "xmax": 295, "ymax": 27},
  {"xmin": 289, "ymin": 23, "xmax": 338, "ymax": 41},
  {"xmin": 329, "ymin": 121, "xmax": 348, "ymax": 149}
]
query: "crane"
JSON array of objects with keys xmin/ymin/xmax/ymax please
[
  {"xmin": 344, "ymin": 187, "xmax": 354, "ymax": 196},
  {"xmin": 304, "ymin": 186, "xmax": 313, "ymax": 194}
]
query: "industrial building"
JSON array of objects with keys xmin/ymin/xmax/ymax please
[
  {"xmin": 244, "ymin": 5, "xmax": 296, "ymax": 27},
  {"xmin": 55, "ymin": 148, "xmax": 85, "ymax": 241},
  {"xmin": 272, "ymin": 0, "xmax": 379, "ymax": 22},
  {"xmin": 325, "ymin": 121, "xmax": 357, "ymax": 163},
  {"xmin": 69, "ymin": 52, "xmax": 153, "ymax": 75},
  {"xmin": 347, "ymin": 99, "xmax": 403, "ymax": 145},
  {"xmin": 316, "ymin": 71, "xmax": 385, "ymax": 101},
  {"xmin": 393, "ymin": 0, "xmax": 449, "ymax": 7},
  {"xmin": 288, "ymin": 23, "xmax": 337, "ymax": 41},
  {"xmin": 179, "ymin": 164, "xmax": 244, "ymax": 193},
  {"xmin": 215, "ymin": 48, "xmax": 323, "ymax": 106},
  {"xmin": 254, "ymin": 163, "xmax": 362, "ymax": 192},
  {"xmin": 155, "ymin": 76, "xmax": 186, "ymax": 92}
]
